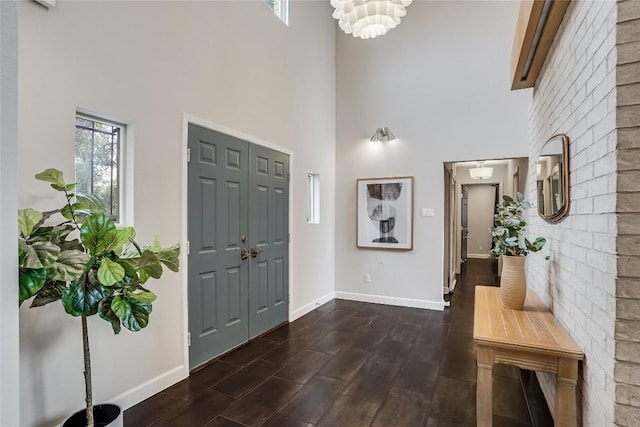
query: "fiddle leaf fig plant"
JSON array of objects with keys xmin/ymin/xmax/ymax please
[
  {"xmin": 19, "ymin": 168, "xmax": 180, "ymax": 427},
  {"xmin": 490, "ymin": 193, "xmax": 547, "ymax": 257}
]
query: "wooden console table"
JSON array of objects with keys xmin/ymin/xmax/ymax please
[{"xmin": 473, "ymin": 286, "xmax": 584, "ymax": 427}]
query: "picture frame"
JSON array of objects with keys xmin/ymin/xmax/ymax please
[{"xmin": 356, "ymin": 176, "xmax": 414, "ymax": 250}]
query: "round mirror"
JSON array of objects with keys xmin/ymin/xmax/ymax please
[{"xmin": 536, "ymin": 134, "xmax": 570, "ymax": 223}]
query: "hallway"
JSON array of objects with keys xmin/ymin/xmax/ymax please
[{"xmin": 125, "ymin": 259, "xmax": 551, "ymax": 426}]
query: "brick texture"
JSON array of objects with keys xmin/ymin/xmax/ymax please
[
  {"xmin": 527, "ymin": 0, "xmax": 617, "ymax": 425},
  {"xmin": 615, "ymin": 2, "xmax": 640, "ymax": 426}
]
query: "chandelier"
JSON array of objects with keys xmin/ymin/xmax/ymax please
[{"xmin": 331, "ymin": 0, "xmax": 413, "ymax": 40}]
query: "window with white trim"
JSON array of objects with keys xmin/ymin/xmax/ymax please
[
  {"xmin": 75, "ymin": 114, "xmax": 124, "ymax": 222},
  {"xmin": 307, "ymin": 173, "xmax": 320, "ymax": 224},
  {"xmin": 265, "ymin": 0, "xmax": 289, "ymax": 25}
]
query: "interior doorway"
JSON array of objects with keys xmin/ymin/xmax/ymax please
[
  {"xmin": 443, "ymin": 157, "xmax": 528, "ymax": 296},
  {"xmin": 462, "ymin": 184, "xmax": 498, "ymax": 259}
]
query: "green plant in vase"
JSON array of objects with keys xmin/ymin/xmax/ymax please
[
  {"xmin": 490, "ymin": 193, "xmax": 546, "ymax": 257},
  {"xmin": 490, "ymin": 193, "xmax": 546, "ymax": 310},
  {"xmin": 18, "ymin": 168, "xmax": 179, "ymax": 427}
]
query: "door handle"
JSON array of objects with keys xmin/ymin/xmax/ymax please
[
  {"xmin": 241, "ymin": 249, "xmax": 250, "ymax": 260},
  {"xmin": 251, "ymin": 247, "xmax": 263, "ymax": 258}
]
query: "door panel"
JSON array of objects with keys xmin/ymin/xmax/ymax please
[
  {"xmin": 200, "ymin": 178, "xmax": 216, "ymax": 251},
  {"xmin": 248, "ymin": 144, "xmax": 289, "ymax": 338},
  {"xmin": 226, "ymin": 181, "xmax": 242, "ymax": 249},
  {"xmin": 188, "ymin": 124, "xmax": 249, "ymax": 369},
  {"xmin": 199, "ymin": 271, "xmax": 216, "ymax": 333}
]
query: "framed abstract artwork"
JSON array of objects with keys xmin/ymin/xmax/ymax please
[{"xmin": 356, "ymin": 176, "xmax": 414, "ymax": 250}]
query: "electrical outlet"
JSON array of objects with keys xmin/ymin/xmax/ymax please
[{"xmin": 364, "ymin": 274, "xmax": 371, "ymax": 283}]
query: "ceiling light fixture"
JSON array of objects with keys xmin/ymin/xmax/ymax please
[
  {"xmin": 331, "ymin": 0, "xmax": 413, "ymax": 40},
  {"xmin": 469, "ymin": 161, "xmax": 494, "ymax": 180},
  {"xmin": 370, "ymin": 127, "xmax": 395, "ymax": 142}
]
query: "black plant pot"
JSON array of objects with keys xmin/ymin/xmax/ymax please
[{"xmin": 62, "ymin": 404, "xmax": 122, "ymax": 427}]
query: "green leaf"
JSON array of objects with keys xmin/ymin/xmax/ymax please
[
  {"xmin": 118, "ymin": 260, "xmax": 140, "ymax": 285},
  {"xmin": 525, "ymin": 237, "xmax": 546, "ymax": 252},
  {"xmin": 21, "ymin": 241, "xmax": 61, "ymax": 269},
  {"xmin": 30, "ymin": 242, "xmax": 61, "ymax": 268},
  {"xmin": 35, "ymin": 168, "xmax": 66, "ymax": 188},
  {"xmin": 122, "ymin": 299, "xmax": 152, "ymax": 332},
  {"xmin": 18, "ymin": 208, "xmax": 43, "ymax": 236},
  {"xmin": 121, "ymin": 227, "xmax": 136, "ymax": 240},
  {"xmin": 18, "ymin": 238, "xmax": 27, "ymax": 262},
  {"xmin": 104, "ymin": 229, "xmax": 132, "ymax": 256},
  {"xmin": 154, "ymin": 244, "xmax": 180, "ymax": 272},
  {"xmin": 47, "ymin": 249, "xmax": 90, "ymax": 281},
  {"xmin": 61, "ymin": 272, "xmax": 105, "ymax": 317},
  {"xmin": 28, "ymin": 225, "xmax": 54, "ymax": 242},
  {"xmin": 19, "ymin": 268, "xmax": 47, "ymax": 302},
  {"xmin": 21, "ymin": 244, "xmax": 43, "ymax": 269},
  {"xmin": 30, "ymin": 281, "xmax": 66, "ymax": 308},
  {"xmin": 61, "ymin": 203, "xmax": 89, "ymax": 221},
  {"xmin": 80, "ymin": 214, "xmax": 116, "ymax": 254},
  {"xmin": 136, "ymin": 250, "xmax": 163, "ymax": 282},
  {"xmin": 50, "ymin": 224, "xmax": 77, "ymax": 243},
  {"xmin": 66, "ymin": 183, "xmax": 76, "ymax": 192},
  {"xmin": 149, "ymin": 236, "xmax": 162, "ymax": 252},
  {"xmin": 97, "ymin": 257, "xmax": 125, "ymax": 286},
  {"xmin": 98, "ymin": 296, "xmax": 122, "ymax": 334},
  {"xmin": 129, "ymin": 291, "xmax": 157, "ymax": 303},
  {"xmin": 138, "ymin": 269, "xmax": 150, "ymax": 285},
  {"xmin": 75, "ymin": 194, "xmax": 107, "ymax": 214},
  {"xmin": 111, "ymin": 295, "xmax": 132, "ymax": 321}
]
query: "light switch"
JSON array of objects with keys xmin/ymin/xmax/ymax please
[{"xmin": 421, "ymin": 208, "xmax": 435, "ymax": 217}]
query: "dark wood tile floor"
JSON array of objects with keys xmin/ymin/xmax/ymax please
[{"xmin": 125, "ymin": 259, "xmax": 552, "ymax": 426}]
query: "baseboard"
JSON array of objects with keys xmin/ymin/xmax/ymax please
[
  {"xmin": 467, "ymin": 253, "xmax": 490, "ymax": 259},
  {"xmin": 334, "ymin": 291, "xmax": 445, "ymax": 311},
  {"xmin": 109, "ymin": 365, "xmax": 186, "ymax": 411},
  {"xmin": 290, "ymin": 291, "xmax": 335, "ymax": 321}
]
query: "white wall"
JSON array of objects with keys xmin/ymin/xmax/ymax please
[
  {"xmin": 334, "ymin": 0, "xmax": 530, "ymax": 308},
  {"xmin": 18, "ymin": 1, "xmax": 336, "ymax": 426},
  {"xmin": 526, "ymin": 0, "xmax": 617, "ymax": 425},
  {"xmin": 0, "ymin": 1, "xmax": 20, "ymax": 425},
  {"xmin": 466, "ymin": 185, "xmax": 495, "ymax": 257}
]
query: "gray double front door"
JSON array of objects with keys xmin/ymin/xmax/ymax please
[{"xmin": 188, "ymin": 123, "xmax": 289, "ymax": 369}]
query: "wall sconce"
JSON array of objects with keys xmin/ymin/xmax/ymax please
[{"xmin": 370, "ymin": 127, "xmax": 395, "ymax": 142}]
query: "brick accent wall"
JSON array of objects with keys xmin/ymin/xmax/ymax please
[
  {"xmin": 615, "ymin": 1, "xmax": 640, "ymax": 426},
  {"xmin": 526, "ymin": 0, "xmax": 618, "ymax": 425}
]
